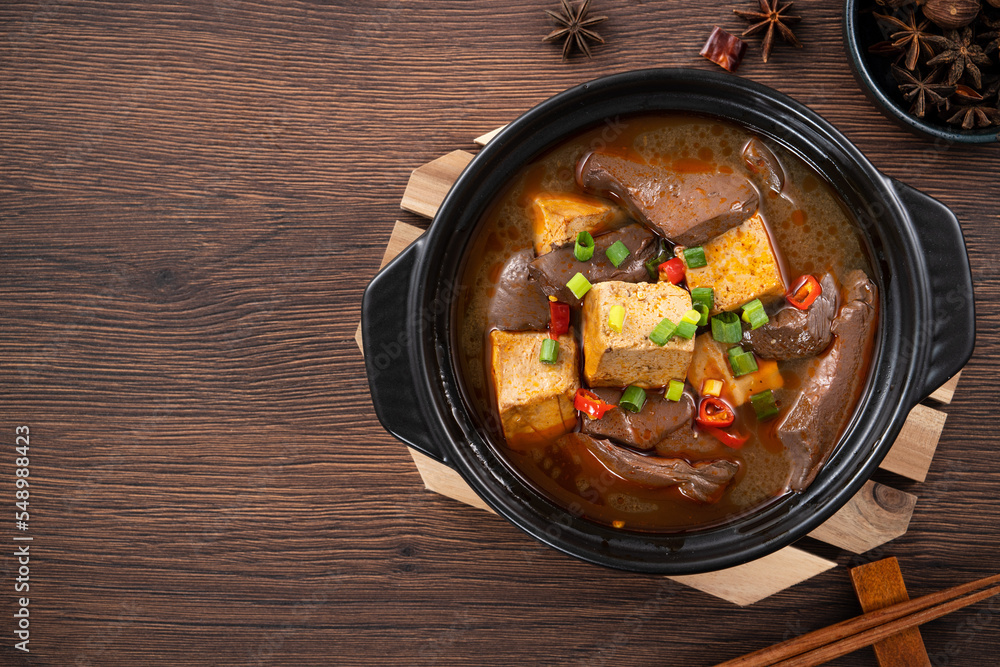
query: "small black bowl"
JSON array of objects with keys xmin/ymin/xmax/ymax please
[{"xmin": 844, "ymin": 0, "xmax": 1000, "ymax": 144}]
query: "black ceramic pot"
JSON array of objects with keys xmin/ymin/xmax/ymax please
[{"xmin": 362, "ymin": 69, "xmax": 974, "ymax": 575}]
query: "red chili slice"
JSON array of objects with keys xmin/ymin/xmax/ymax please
[
  {"xmin": 704, "ymin": 426, "xmax": 750, "ymax": 449},
  {"xmin": 574, "ymin": 388, "xmax": 615, "ymax": 420},
  {"xmin": 549, "ymin": 301, "xmax": 571, "ymax": 339},
  {"xmin": 658, "ymin": 258, "xmax": 686, "ymax": 285},
  {"xmin": 697, "ymin": 397, "xmax": 736, "ymax": 428},
  {"xmin": 786, "ymin": 274, "xmax": 822, "ymax": 310}
]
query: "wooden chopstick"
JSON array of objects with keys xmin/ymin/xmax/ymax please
[
  {"xmin": 715, "ymin": 572, "xmax": 1000, "ymax": 667},
  {"xmin": 771, "ymin": 584, "xmax": 1000, "ymax": 667}
]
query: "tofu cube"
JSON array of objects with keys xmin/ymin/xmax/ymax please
[
  {"xmin": 582, "ymin": 281, "xmax": 695, "ymax": 388},
  {"xmin": 490, "ymin": 330, "xmax": 580, "ymax": 450},
  {"xmin": 677, "ymin": 212, "xmax": 786, "ymax": 313},
  {"xmin": 532, "ymin": 192, "xmax": 625, "ymax": 255},
  {"xmin": 687, "ymin": 334, "xmax": 784, "ymax": 406}
]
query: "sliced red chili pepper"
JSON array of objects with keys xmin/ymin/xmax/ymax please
[
  {"xmin": 573, "ymin": 388, "xmax": 615, "ymax": 420},
  {"xmin": 549, "ymin": 301, "xmax": 571, "ymax": 339},
  {"xmin": 786, "ymin": 274, "xmax": 822, "ymax": 310},
  {"xmin": 658, "ymin": 258, "xmax": 686, "ymax": 285},
  {"xmin": 703, "ymin": 426, "xmax": 750, "ymax": 449},
  {"xmin": 697, "ymin": 397, "xmax": 736, "ymax": 428}
]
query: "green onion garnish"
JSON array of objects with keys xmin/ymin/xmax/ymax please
[
  {"xmin": 644, "ymin": 245, "xmax": 670, "ymax": 280},
  {"xmin": 729, "ymin": 351, "xmax": 759, "ymax": 377},
  {"xmin": 711, "ymin": 312, "xmax": 742, "ymax": 343},
  {"xmin": 605, "ymin": 240, "xmax": 631, "ymax": 268},
  {"xmin": 741, "ymin": 298, "xmax": 769, "ymax": 330},
  {"xmin": 566, "ymin": 272, "xmax": 592, "ymax": 299},
  {"xmin": 692, "ymin": 302, "xmax": 709, "ymax": 326},
  {"xmin": 750, "ymin": 389, "xmax": 780, "ymax": 421},
  {"xmin": 666, "ymin": 379, "xmax": 685, "ymax": 402},
  {"xmin": 539, "ymin": 338, "xmax": 559, "ymax": 364},
  {"xmin": 649, "ymin": 317, "xmax": 677, "ymax": 346},
  {"xmin": 574, "ymin": 231, "xmax": 595, "ymax": 262},
  {"xmin": 619, "ymin": 385, "xmax": 647, "ymax": 413},
  {"xmin": 608, "ymin": 304, "xmax": 625, "ymax": 333},
  {"xmin": 691, "ymin": 287, "xmax": 714, "ymax": 312},
  {"xmin": 674, "ymin": 320, "xmax": 698, "ymax": 340},
  {"xmin": 683, "ymin": 246, "xmax": 707, "ymax": 269},
  {"xmin": 680, "ymin": 309, "xmax": 702, "ymax": 326}
]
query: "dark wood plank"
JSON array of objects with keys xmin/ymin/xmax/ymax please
[{"xmin": 1, "ymin": 1, "xmax": 998, "ymax": 665}]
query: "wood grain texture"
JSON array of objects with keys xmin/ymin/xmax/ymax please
[
  {"xmin": 670, "ymin": 548, "xmax": 836, "ymax": 608},
  {"xmin": 1, "ymin": 1, "xmax": 998, "ymax": 665},
  {"xmin": 808, "ymin": 482, "xmax": 917, "ymax": 554},
  {"xmin": 879, "ymin": 405, "xmax": 949, "ymax": 483},
  {"xmin": 399, "ymin": 150, "xmax": 473, "ymax": 217},
  {"xmin": 850, "ymin": 557, "xmax": 931, "ymax": 667}
]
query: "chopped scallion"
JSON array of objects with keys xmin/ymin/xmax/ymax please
[
  {"xmin": 566, "ymin": 272, "xmax": 592, "ymax": 299},
  {"xmin": 649, "ymin": 317, "xmax": 677, "ymax": 346},
  {"xmin": 729, "ymin": 351, "xmax": 759, "ymax": 377},
  {"xmin": 681, "ymin": 309, "xmax": 702, "ymax": 326},
  {"xmin": 619, "ymin": 385, "xmax": 647, "ymax": 413},
  {"xmin": 711, "ymin": 312, "xmax": 742, "ymax": 343},
  {"xmin": 605, "ymin": 240, "xmax": 631, "ymax": 268},
  {"xmin": 692, "ymin": 302, "xmax": 709, "ymax": 326},
  {"xmin": 574, "ymin": 231, "xmax": 595, "ymax": 262},
  {"xmin": 741, "ymin": 298, "xmax": 769, "ymax": 330},
  {"xmin": 691, "ymin": 287, "xmax": 714, "ymax": 311},
  {"xmin": 674, "ymin": 320, "xmax": 698, "ymax": 340},
  {"xmin": 539, "ymin": 338, "xmax": 559, "ymax": 364},
  {"xmin": 608, "ymin": 304, "xmax": 626, "ymax": 333},
  {"xmin": 683, "ymin": 246, "xmax": 707, "ymax": 269},
  {"xmin": 645, "ymin": 245, "xmax": 670, "ymax": 280},
  {"xmin": 750, "ymin": 389, "xmax": 780, "ymax": 421},
  {"xmin": 666, "ymin": 379, "xmax": 685, "ymax": 402}
]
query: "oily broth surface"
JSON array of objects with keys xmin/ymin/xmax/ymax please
[{"xmin": 456, "ymin": 114, "xmax": 872, "ymax": 532}]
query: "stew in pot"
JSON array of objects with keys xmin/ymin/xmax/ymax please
[{"xmin": 455, "ymin": 114, "xmax": 878, "ymax": 532}]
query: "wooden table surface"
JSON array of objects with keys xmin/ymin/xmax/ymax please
[{"xmin": 2, "ymin": 1, "xmax": 998, "ymax": 665}]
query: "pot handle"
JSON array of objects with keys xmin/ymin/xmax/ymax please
[
  {"xmin": 361, "ymin": 239, "xmax": 449, "ymax": 464},
  {"xmin": 892, "ymin": 179, "xmax": 976, "ymax": 402}
]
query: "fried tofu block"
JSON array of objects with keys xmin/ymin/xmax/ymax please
[
  {"xmin": 678, "ymin": 212, "xmax": 786, "ymax": 313},
  {"xmin": 490, "ymin": 330, "xmax": 580, "ymax": 450},
  {"xmin": 582, "ymin": 281, "xmax": 694, "ymax": 388},
  {"xmin": 531, "ymin": 192, "xmax": 625, "ymax": 255},
  {"xmin": 687, "ymin": 334, "xmax": 784, "ymax": 406}
]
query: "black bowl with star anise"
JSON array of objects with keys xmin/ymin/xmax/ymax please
[{"xmin": 845, "ymin": 0, "xmax": 1000, "ymax": 143}]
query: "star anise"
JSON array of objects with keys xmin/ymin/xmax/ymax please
[
  {"xmin": 733, "ymin": 0, "xmax": 802, "ymax": 63},
  {"xmin": 927, "ymin": 27, "xmax": 992, "ymax": 88},
  {"xmin": 892, "ymin": 65, "xmax": 955, "ymax": 117},
  {"xmin": 945, "ymin": 103, "xmax": 1000, "ymax": 128},
  {"xmin": 542, "ymin": 0, "xmax": 607, "ymax": 60},
  {"xmin": 874, "ymin": 11, "xmax": 950, "ymax": 70},
  {"xmin": 979, "ymin": 15, "xmax": 1000, "ymax": 55}
]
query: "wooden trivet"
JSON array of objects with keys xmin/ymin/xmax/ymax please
[{"xmin": 357, "ymin": 128, "xmax": 963, "ymax": 606}]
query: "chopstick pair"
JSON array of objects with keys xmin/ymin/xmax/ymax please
[{"xmin": 715, "ymin": 572, "xmax": 1000, "ymax": 667}]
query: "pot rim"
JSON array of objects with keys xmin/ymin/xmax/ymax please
[{"xmin": 406, "ymin": 68, "xmax": 935, "ymax": 574}]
